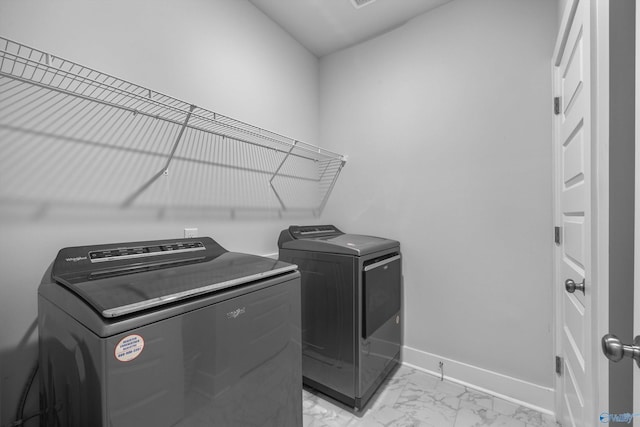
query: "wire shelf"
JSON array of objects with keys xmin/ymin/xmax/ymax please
[{"xmin": 0, "ymin": 36, "xmax": 346, "ymax": 216}]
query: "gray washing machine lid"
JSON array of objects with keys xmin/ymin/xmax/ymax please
[
  {"xmin": 51, "ymin": 237, "xmax": 297, "ymax": 318},
  {"xmin": 278, "ymin": 225, "xmax": 399, "ymax": 256}
]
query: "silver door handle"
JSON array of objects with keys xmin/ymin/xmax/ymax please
[
  {"xmin": 363, "ymin": 255, "xmax": 401, "ymax": 272},
  {"xmin": 564, "ymin": 278, "xmax": 585, "ymax": 294},
  {"xmin": 601, "ymin": 334, "xmax": 640, "ymax": 368}
]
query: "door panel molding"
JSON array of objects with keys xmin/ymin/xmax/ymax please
[{"xmin": 553, "ymin": 0, "xmax": 610, "ymax": 426}]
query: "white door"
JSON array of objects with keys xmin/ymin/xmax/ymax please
[{"xmin": 553, "ymin": 0, "xmax": 593, "ymax": 425}]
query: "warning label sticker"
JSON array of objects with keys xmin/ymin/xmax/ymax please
[{"xmin": 115, "ymin": 334, "xmax": 145, "ymax": 362}]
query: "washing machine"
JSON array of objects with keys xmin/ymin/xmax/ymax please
[
  {"xmin": 278, "ymin": 225, "xmax": 401, "ymax": 410},
  {"xmin": 38, "ymin": 237, "xmax": 301, "ymax": 427}
]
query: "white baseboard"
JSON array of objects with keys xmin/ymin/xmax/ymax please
[{"xmin": 402, "ymin": 345, "xmax": 555, "ymax": 417}]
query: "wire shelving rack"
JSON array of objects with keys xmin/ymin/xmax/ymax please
[{"xmin": 0, "ymin": 36, "xmax": 346, "ymax": 216}]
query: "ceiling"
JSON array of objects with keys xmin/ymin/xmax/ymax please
[{"xmin": 248, "ymin": 0, "xmax": 454, "ymax": 57}]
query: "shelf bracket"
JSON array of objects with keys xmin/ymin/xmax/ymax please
[
  {"xmin": 122, "ymin": 104, "xmax": 196, "ymax": 207},
  {"xmin": 269, "ymin": 141, "xmax": 297, "ymax": 210},
  {"xmin": 316, "ymin": 158, "xmax": 346, "ymax": 215}
]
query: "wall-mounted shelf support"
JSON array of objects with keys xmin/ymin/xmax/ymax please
[
  {"xmin": 269, "ymin": 140, "xmax": 297, "ymax": 210},
  {"xmin": 317, "ymin": 157, "xmax": 347, "ymax": 215},
  {"xmin": 123, "ymin": 104, "xmax": 196, "ymax": 207}
]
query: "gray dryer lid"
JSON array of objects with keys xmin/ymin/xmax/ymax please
[
  {"xmin": 50, "ymin": 237, "xmax": 297, "ymax": 318},
  {"xmin": 278, "ymin": 225, "xmax": 399, "ymax": 256}
]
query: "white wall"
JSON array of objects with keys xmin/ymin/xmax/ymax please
[
  {"xmin": 0, "ymin": 1, "xmax": 319, "ymax": 424},
  {"xmin": 319, "ymin": 0, "xmax": 557, "ymax": 410},
  {"xmin": 558, "ymin": 0, "xmax": 569, "ymax": 24}
]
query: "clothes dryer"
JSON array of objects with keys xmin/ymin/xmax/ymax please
[{"xmin": 278, "ymin": 225, "xmax": 401, "ymax": 410}]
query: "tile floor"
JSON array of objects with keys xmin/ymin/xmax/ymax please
[{"xmin": 303, "ymin": 365, "xmax": 558, "ymax": 427}]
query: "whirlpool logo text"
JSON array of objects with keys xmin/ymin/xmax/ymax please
[{"xmin": 226, "ymin": 307, "xmax": 246, "ymax": 319}]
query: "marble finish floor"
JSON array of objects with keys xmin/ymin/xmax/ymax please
[{"xmin": 303, "ymin": 365, "xmax": 558, "ymax": 427}]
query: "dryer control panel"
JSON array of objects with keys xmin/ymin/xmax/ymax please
[{"xmin": 278, "ymin": 225, "xmax": 343, "ymax": 246}]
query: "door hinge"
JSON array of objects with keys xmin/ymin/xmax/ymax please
[
  {"xmin": 554, "ymin": 97, "xmax": 561, "ymax": 115},
  {"xmin": 555, "ymin": 356, "xmax": 563, "ymax": 375},
  {"xmin": 554, "ymin": 226, "xmax": 561, "ymax": 244}
]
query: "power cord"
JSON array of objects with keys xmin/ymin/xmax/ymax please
[
  {"xmin": 6, "ymin": 362, "xmax": 40, "ymax": 427},
  {"xmin": 5, "ymin": 412, "xmax": 39, "ymax": 427}
]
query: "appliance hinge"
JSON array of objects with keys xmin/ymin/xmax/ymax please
[
  {"xmin": 555, "ymin": 356, "xmax": 563, "ymax": 375},
  {"xmin": 554, "ymin": 97, "xmax": 561, "ymax": 115},
  {"xmin": 554, "ymin": 226, "xmax": 561, "ymax": 244}
]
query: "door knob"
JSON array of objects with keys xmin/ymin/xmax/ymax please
[
  {"xmin": 601, "ymin": 334, "xmax": 640, "ymax": 368},
  {"xmin": 564, "ymin": 278, "xmax": 585, "ymax": 294}
]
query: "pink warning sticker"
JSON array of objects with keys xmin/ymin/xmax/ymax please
[{"xmin": 115, "ymin": 334, "xmax": 145, "ymax": 362}]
